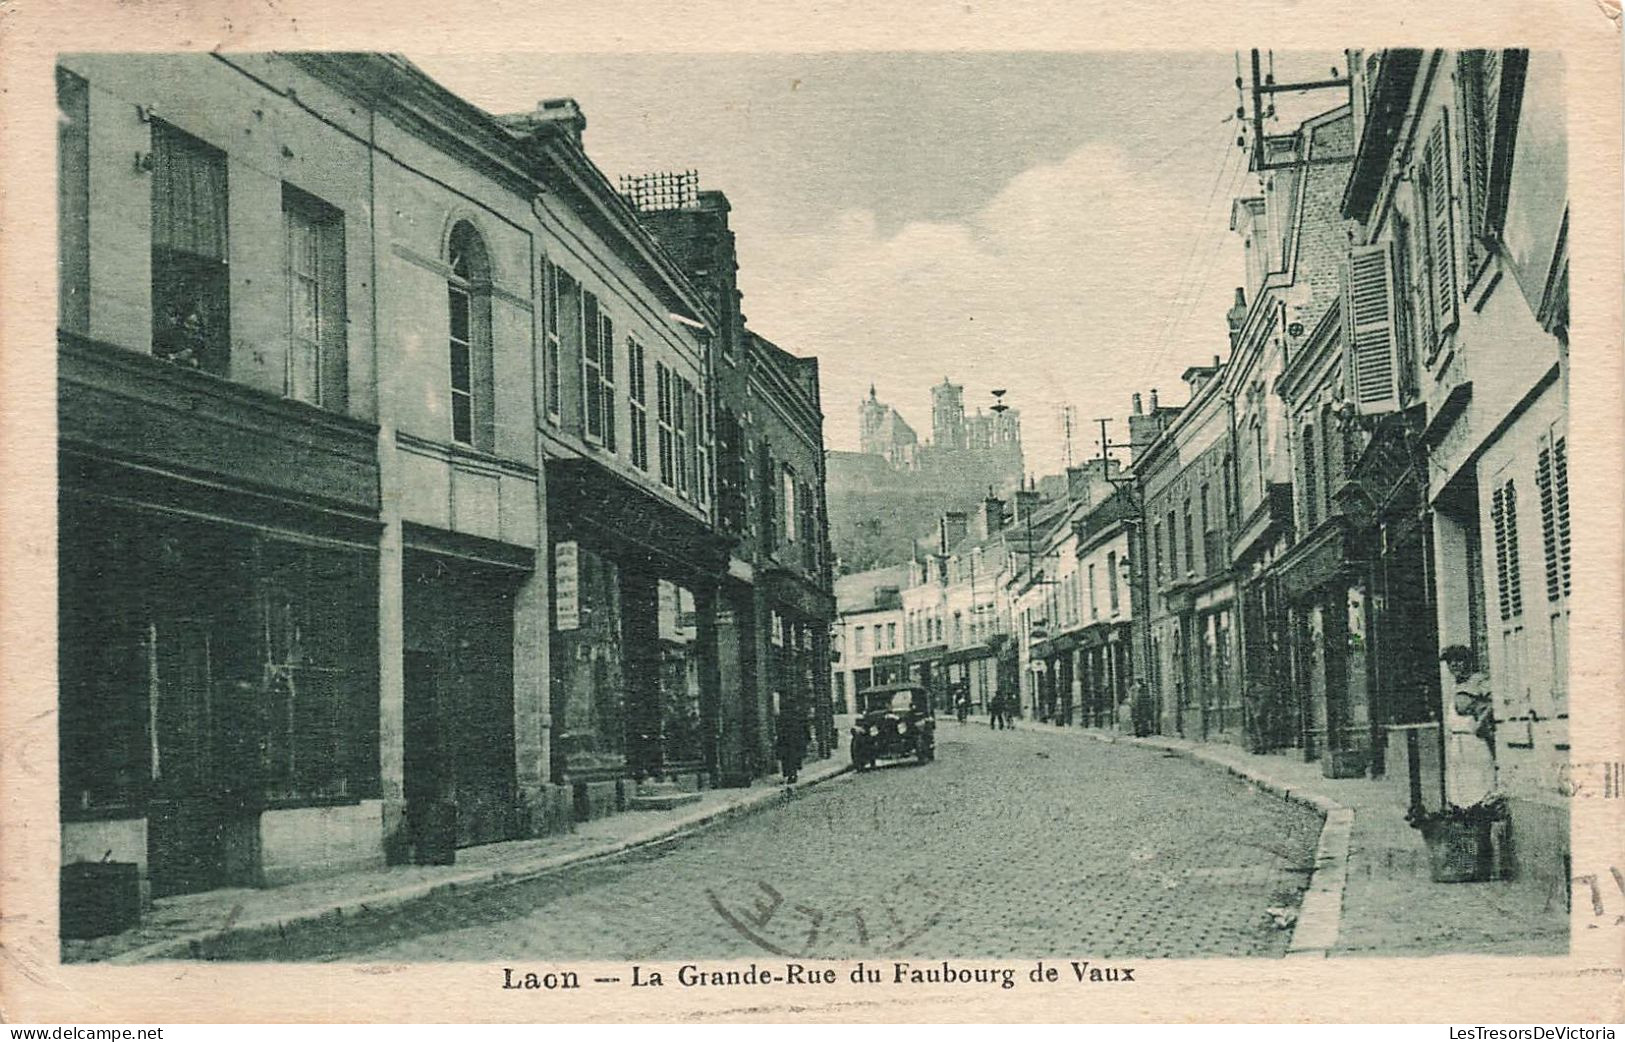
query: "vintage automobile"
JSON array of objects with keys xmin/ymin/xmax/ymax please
[{"xmin": 850, "ymin": 683, "xmax": 935, "ymax": 769}]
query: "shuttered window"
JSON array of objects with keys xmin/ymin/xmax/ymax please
[
  {"xmin": 1459, "ymin": 50, "xmax": 1496, "ymax": 275},
  {"xmin": 1301, "ymin": 425, "xmax": 1319, "ymax": 529},
  {"xmin": 1418, "ymin": 113, "xmax": 1459, "ymax": 360},
  {"xmin": 627, "ymin": 338, "xmax": 649, "ymax": 471},
  {"xmin": 1538, "ymin": 434, "xmax": 1571, "ymax": 601},
  {"xmin": 600, "ymin": 310, "xmax": 616, "ymax": 452},
  {"xmin": 543, "ymin": 263, "xmax": 562, "ymax": 421},
  {"xmin": 1490, "ymin": 479, "xmax": 1524, "ymax": 621},
  {"xmin": 581, "ymin": 292, "xmax": 606, "ymax": 444},
  {"xmin": 656, "ymin": 361, "xmax": 675, "ymax": 487},
  {"xmin": 1344, "ymin": 243, "xmax": 1400, "ymax": 414}
]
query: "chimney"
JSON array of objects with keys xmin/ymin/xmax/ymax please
[
  {"xmin": 939, "ymin": 511, "xmax": 969, "ymax": 554},
  {"xmin": 1132, "ymin": 392, "xmax": 1144, "ymax": 416},
  {"xmin": 534, "ymin": 97, "xmax": 587, "ymax": 147},
  {"xmin": 1149, "ymin": 388, "xmax": 1160, "ymax": 412},
  {"xmin": 983, "ymin": 495, "xmax": 1005, "ymax": 536},
  {"xmin": 1066, "ymin": 466, "xmax": 1090, "ymax": 503},
  {"xmin": 1013, "ymin": 488, "xmax": 1041, "ymax": 525}
]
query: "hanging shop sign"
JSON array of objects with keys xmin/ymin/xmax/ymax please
[{"xmin": 555, "ymin": 540, "xmax": 580, "ymax": 631}]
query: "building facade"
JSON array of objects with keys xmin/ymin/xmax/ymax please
[
  {"xmin": 57, "ymin": 53, "xmax": 830, "ymax": 905},
  {"xmin": 631, "ymin": 178, "xmax": 837, "ymax": 784},
  {"xmin": 1341, "ymin": 48, "xmax": 1570, "ymax": 886}
]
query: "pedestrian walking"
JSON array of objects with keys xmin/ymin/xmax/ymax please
[
  {"xmin": 956, "ymin": 687, "xmax": 970, "ymax": 724},
  {"xmin": 776, "ymin": 704, "xmax": 806, "ymax": 785},
  {"xmin": 989, "ymin": 691, "xmax": 1007, "ymax": 730}
]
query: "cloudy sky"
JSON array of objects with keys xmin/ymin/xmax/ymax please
[{"xmin": 412, "ymin": 51, "xmax": 1344, "ymax": 477}]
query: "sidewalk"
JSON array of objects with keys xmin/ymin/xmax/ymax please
[
  {"xmin": 67, "ymin": 754, "xmax": 851, "ymax": 964},
  {"xmin": 1007, "ymin": 718, "xmax": 1568, "ymax": 957}
]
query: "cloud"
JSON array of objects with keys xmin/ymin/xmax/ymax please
[{"xmin": 738, "ymin": 137, "xmax": 1248, "ymax": 476}]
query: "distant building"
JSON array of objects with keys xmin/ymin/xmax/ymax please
[
  {"xmin": 831, "ymin": 381, "xmax": 1025, "ymax": 575},
  {"xmin": 859, "ymin": 385, "xmax": 919, "ymax": 467},
  {"xmin": 930, "ymin": 377, "xmax": 967, "ymax": 451}
]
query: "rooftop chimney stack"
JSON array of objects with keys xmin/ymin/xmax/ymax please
[
  {"xmin": 1149, "ymin": 388, "xmax": 1160, "ymax": 412},
  {"xmin": 983, "ymin": 495, "xmax": 1005, "ymax": 536},
  {"xmin": 534, "ymin": 97, "xmax": 587, "ymax": 147},
  {"xmin": 1132, "ymin": 392, "xmax": 1144, "ymax": 416},
  {"xmin": 939, "ymin": 511, "xmax": 969, "ymax": 554}
]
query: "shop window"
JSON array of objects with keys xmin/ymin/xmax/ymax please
[
  {"xmin": 446, "ymin": 221, "xmax": 494, "ymax": 450},
  {"xmin": 151, "ymin": 121, "xmax": 229, "ymax": 374},
  {"xmin": 57, "ymin": 67, "xmax": 89, "ymax": 335},
  {"xmin": 282, "ymin": 186, "xmax": 347, "ymax": 410},
  {"xmin": 627, "ymin": 337, "xmax": 649, "ymax": 471},
  {"xmin": 258, "ymin": 541, "xmax": 379, "ymax": 803}
]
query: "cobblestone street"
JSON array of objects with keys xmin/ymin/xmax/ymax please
[{"xmin": 230, "ymin": 723, "xmax": 1323, "ymax": 962}]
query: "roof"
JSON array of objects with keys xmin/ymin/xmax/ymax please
[{"xmin": 834, "ymin": 564, "xmax": 910, "ymax": 614}]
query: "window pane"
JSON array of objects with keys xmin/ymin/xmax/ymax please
[
  {"xmin": 292, "ymin": 274, "xmax": 319, "ymax": 343},
  {"xmin": 289, "ymin": 339, "xmax": 319, "ymax": 404},
  {"xmin": 152, "ymin": 122, "xmax": 227, "ymax": 260},
  {"xmin": 449, "ymin": 342, "xmax": 471, "ymax": 393},
  {"xmin": 452, "ymin": 391, "xmax": 473, "ymax": 444},
  {"xmin": 448, "ymin": 286, "xmax": 470, "ymax": 343}
]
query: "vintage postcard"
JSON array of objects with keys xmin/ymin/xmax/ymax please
[{"xmin": 1, "ymin": 0, "xmax": 1621, "ymax": 1025}]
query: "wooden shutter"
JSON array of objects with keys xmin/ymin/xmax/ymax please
[
  {"xmin": 1553, "ymin": 434, "xmax": 1570, "ymax": 596},
  {"xmin": 1491, "ymin": 479, "xmax": 1524, "ymax": 621},
  {"xmin": 601, "ymin": 313, "xmax": 616, "ymax": 452},
  {"xmin": 1423, "ymin": 113, "xmax": 1459, "ymax": 342},
  {"xmin": 1491, "ymin": 484, "xmax": 1512, "ymax": 621},
  {"xmin": 1342, "ymin": 243, "xmax": 1401, "ymax": 415},
  {"xmin": 1537, "ymin": 438, "xmax": 1560, "ymax": 602}
]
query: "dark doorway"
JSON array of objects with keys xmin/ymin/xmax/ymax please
[{"xmin": 404, "ymin": 553, "xmax": 519, "ymax": 853}]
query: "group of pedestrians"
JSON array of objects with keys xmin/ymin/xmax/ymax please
[{"xmin": 953, "ymin": 690, "xmax": 1018, "ymax": 729}]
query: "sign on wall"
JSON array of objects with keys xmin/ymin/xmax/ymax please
[{"xmin": 555, "ymin": 540, "xmax": 580, "ymax": 631}]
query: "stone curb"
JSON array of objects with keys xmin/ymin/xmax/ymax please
[
  {"xmin": 108, "ymin": 762, "xmax": 854, "ymax": 964},
  {"xmin": 1010, "ymin": 721, "xmax": 1352, "ymax": 958}
]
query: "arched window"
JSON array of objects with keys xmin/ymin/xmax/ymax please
[{"xmin": 446, "ymin": 221, "xmax": 494, "ymax": 450}]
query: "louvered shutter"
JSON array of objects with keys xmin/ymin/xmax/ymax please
[
  {"xmin": 1424, "ymin": 114, "xmax": 1459, "ymax": 343},
  {"xmin": 1537, "ymin": 439, "xmax": 1560, "ymax": 602},
  {"xmin": 601, "ymin": 314, "xmax": 616, "ymax": 452},
  {"xmin": 1554, "ymin": 435, "xmax": 1570, "ymax": 596},
  {"xmin": 1342, "ymin": 243, "xmax": 1401, "ymax": 415},
  {"xmin": 1491, "ymin": 484, "xmax": 1512, "ymax": 621}
]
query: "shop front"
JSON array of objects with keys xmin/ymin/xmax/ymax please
[
  {"xmin": 761, "ymin": 568, "xmax": 838, "ymax": 764},
  {"xmin": 58, "ymin": 333, "xmax": 383, "ymax": 897},
  {"xmin": 546, "ymin": 460, "xmax": 728, "ymax": 820}
]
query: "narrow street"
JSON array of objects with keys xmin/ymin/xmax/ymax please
[{"xmin": 232, "ymin": 725, "xmax": 1322, "ymax": 963}]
